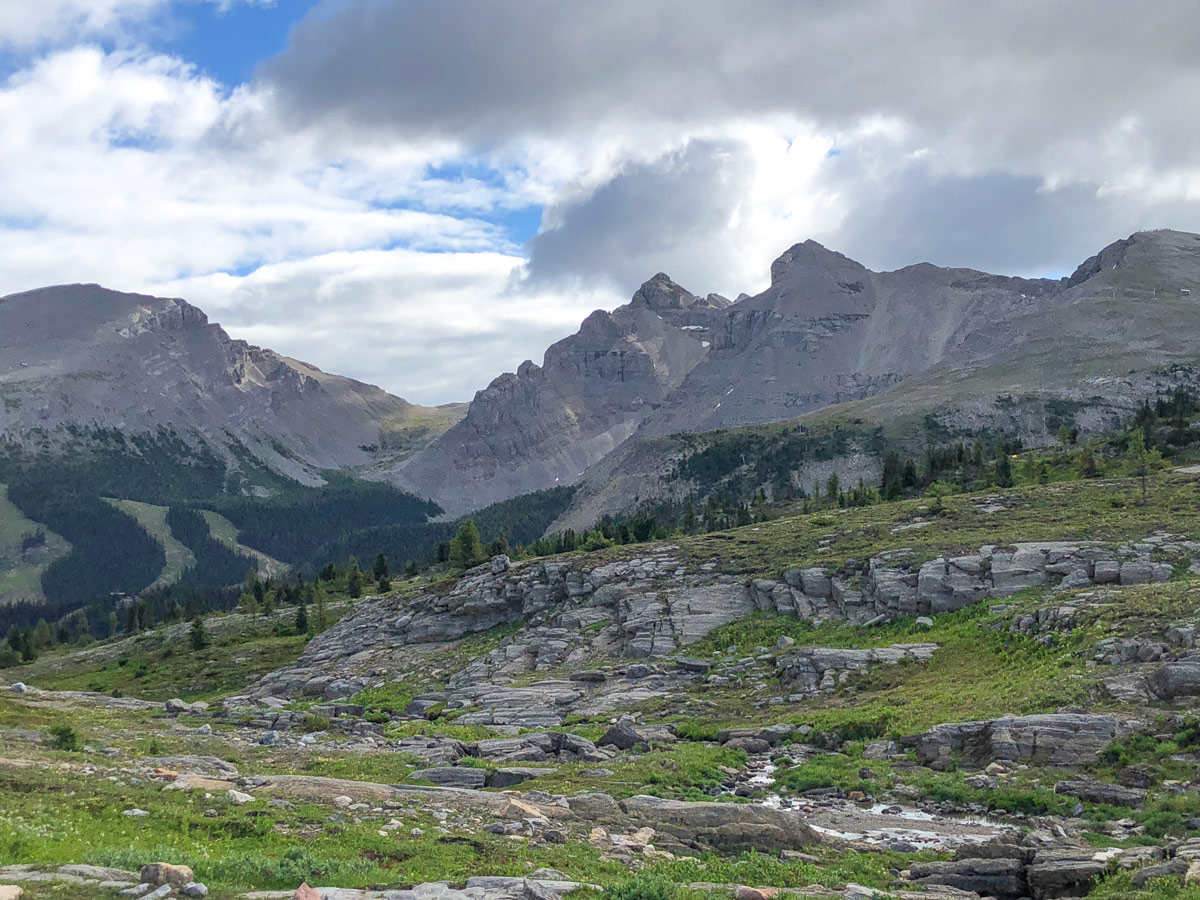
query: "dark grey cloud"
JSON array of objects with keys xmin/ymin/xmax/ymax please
[
  {"xmin": 825, "ymin": 169, "xmax": 1120, "ymax": 276},
  {"xmin": 522, "ymin": 139, "xmax": 753, "ymax": 295},
  {"xmin": 261, "ymin": 0, "xmax": 1200, "ymax": 171},
  {"xmin": 824, "ymin": 161, "xmax": 1200, "ymax": 277}
]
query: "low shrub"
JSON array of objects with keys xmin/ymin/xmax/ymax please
[{"xmin": 47, "ymin": 725, "xmax": 79, "ymax": 752}]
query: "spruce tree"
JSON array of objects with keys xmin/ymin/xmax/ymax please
[
  {"xmin": 681, "ymin": 500, "xmax": 698, "ymax": 534},
  {"xmin": 994, "ymin": 452, "xmax": 1014, "ymax": 488},
  {"xmin": 295, "ymin": 602, "xmax": 309, "ymax": 636},
  {"xmin": 372, "ymin": 553, "xmax": 389, "ymax": 583},
  {"xmin": 450, "ymin": 520, "xmax": 484, "ymax": 568},
  {"xmin": 881, "ymin": 451, "xmax": 904, "ymax": 500},
  {"xmin": 189, "ymin": 616, "xmax": 210, "ymax": 651},
  {"xmin": 346, "ymin": 556, "xmax": 364, "ymax": 599}
]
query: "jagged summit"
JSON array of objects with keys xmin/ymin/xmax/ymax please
[
  {"xmin": 630, "ymin": 273, "xmax": 730, "ymax": 313},
  {"xmin": 394, "ymin": 228, "xmax": 1200, "ymax": 517},
  {"xmin": 631, "ymin": 273, "xmax": 696, "ymax": 310},
  {"xmin": 388, "ymin": 272, "xmax": 728, "ymax": 515}
]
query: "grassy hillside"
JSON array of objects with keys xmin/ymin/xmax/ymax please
[
  {"xmin": 5, "ymin": 471, "xmax": 1200, "ymax": 900},
  {"xmin": 198, "ymin": 509, "xmax": 288, "ymax": 578},
  {"xmin": 0, "ymin": 482, "xmax": 69, "ymax": 605}
]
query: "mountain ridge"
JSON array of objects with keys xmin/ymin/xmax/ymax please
[
  {"xmin": 393, "ymin": 228, "xmax": 1200, "ymax": 519},
  {"xmin": 6, "ymin": 229, "xmax": 1200, "ymax": 528},
  {"xmin": 0, "ymin": 283, "xmax": 465, "ymax": 485}
]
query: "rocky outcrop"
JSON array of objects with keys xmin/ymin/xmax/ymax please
[
  {"xmin": 242, "ymin": 528, "xmax": 1195, "ymax": 727},
  {"xmin": 597, "ymin": 794, "xmax": 823, "ymax": 853},
  {"xmin": 906, "ymin": 713, "xmax": 1138, "ymax": 769},
  {"xmin": 748, "ymin": 540, "xmax": 1177, "ymax": 625},
  {"xmin": 777, "ymin": 644, "xmax": 938, "ymax": 695},
  {"xmin": 1053, "ymin": 779, "xmax": 1147, "ymax": 809},
  {"xmin": 246, "ymin": 550, "xmax": 754, "ymax": 715}
]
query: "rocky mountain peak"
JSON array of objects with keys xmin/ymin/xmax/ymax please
[
  {"xmin": 630, "ymin": 273, "xmax": 697, "ymax": 311},
  {"xmin": 1067, "ymin": 229, "xmax": 1200, "ymax": 291},
  {"xmin": 768, "ymin": 238, "xmax": 865, "ymax": 286},
  {"xmin": 0, "ymin": 282, "xmax": 451, "ymax": 477}
]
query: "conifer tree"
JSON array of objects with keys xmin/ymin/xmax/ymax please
[
  {"xmin": 373, "ymin": 553, "xmax": 389, "ymax": 583},
  {"xmin": 450, "ymin": 520, "xmax": 484, "ymax": 568},
  {"xmin": 994, "ymin": 452, "xmax": 1014, "ymax": 488},
  {"xmin": 681, "ymin": 500, "xmax": 698, "ymax": 534},
  {"xmin": 189, "ymin": 616, "xmax": 210, "ymax": 651},
  {"xmin": 346, "ymin": 556, "xmax": 364, "ymax": 599}
]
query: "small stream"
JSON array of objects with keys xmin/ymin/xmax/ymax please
[{"xmin": 732, "ymin": 757, "xmax": 1010, "ymax": 851}]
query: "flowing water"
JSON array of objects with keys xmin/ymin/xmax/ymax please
[{"xmin": 735, "ymin": 756, "xmax": 1009, "ymax": 851}]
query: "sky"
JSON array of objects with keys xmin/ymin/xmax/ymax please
[{"xmin": 3, "ymin": 1, "xmax": 1200, "ymax": 405}]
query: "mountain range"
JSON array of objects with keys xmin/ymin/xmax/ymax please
[
  {"xmin": 393, "ymin": 228, "xmax": 1200, "ymax": 517},
  {"xmin": 3, "ymin": 228, "xmax": 1200, "ymax": 611},
  {"xmin": 7, "ymin": 231, "xmax": 1200, "ymax": 506}
]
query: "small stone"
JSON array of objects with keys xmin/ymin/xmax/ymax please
[
  {"xmin": 1186, "ymin": 859, "xmax": 1200, "ymax": 885},
  {"xmin": 196, "ymin": 724, "xmax": 212, "ymax": 736},
  {"xmin": 139, "ymin": 863, "xmax": 194, "ymax": 888},
  {"xmin": 294, "ymin": 885, "xmax": 321, "ymax": 900},
  {"xmin": 775, "ymin": 636, "xmax": 795, "ymax": 650},
  {"xmin": 123, "ymin": 808, "xmax": 149, "ymax": 817},
  {"xmin": 734, "ymin": 888, "xmax": 778, "ymax": 900},
  {"xmin": 258, "ymin": 731, "xmax": 280, "ymax": 746},
  {"xmin": 914, "ymin": 616, "xmax": 934, "ymax": 629},
  {"xmin": 227, "ymin": 790, "xmax": 255, "ymax": 804},
  {"xmin": 569, "ymin": 670, "xmax": 607, "ymax": 683},
  {"xmin": 332, "ymin": 795, "xmax": 353, "ymax": 808},
  {"xmin": 119, "ymin": 887, "xmax": 152, "ymax": 898},
  {"xmin": 181, "ymin": 883, "xmax": 209, "ymax": 898},
  {"xmin": 0, "ymin": 886, "xmax": 23, "ymax": 900},
  {"xmin": 10, "ymin": 683, "xmax": 27, "ymax": 693},
  {"xmin": 165, "ymin": 698, "xmax": 188, "ymax": 714}
]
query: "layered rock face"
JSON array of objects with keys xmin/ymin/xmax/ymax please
[
  {"xmin": 248, "ymin": 529, "xmax": 1195, "ymax": 717},
  {"xmin": 389, "ymin": 275, "xmax": 727, "ymax": 515},
  {"xmin": 248, "ymin": 546, "xmax": 755, "ymax": 710},
  {"xmin": 906, "ymin": 713, "xmax": 1137, "ymax": 768},
  {"xmin": 748, "ymin": 540, "xmax": 1173, "ymax": 625},
  {"xmin": 0, "ymin": 284, "xmax": 452, "ymax": 478}
]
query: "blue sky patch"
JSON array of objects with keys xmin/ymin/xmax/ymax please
[{"xmin": 155, "ymin": 0, "xmax": 319, "ymax": 86}]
